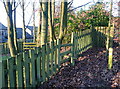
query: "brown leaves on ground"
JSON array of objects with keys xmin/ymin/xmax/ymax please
[{"xmin": 38, "ymin": 46, "xmax": 120, "ymax": 88}]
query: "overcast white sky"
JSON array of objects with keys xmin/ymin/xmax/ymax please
[{"xmin": 0, "ymin": 0, "xmax": 119, "ymax": 27}]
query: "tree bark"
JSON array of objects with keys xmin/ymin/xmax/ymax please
[
  {"xmin": 48, "ymin": 0, "xmax": 54, "ymax": 42},
  {"xmin": 6, "ymin": 1, "xmax": 16, "ymax": 57},
  {"xmin": 33, "ymin": 2, "xmax": 36, "ymax": 42},
  {"xmin": 41, "ymin": 1, "xmax": 48, "ymax": 46},
  {"xmin": 22, "ymin": 0, "xmax": 26, "ymax": 42},
  {"xmin": 13, "ymin": 1, "xmax": 18, "ymax": 52},
  {"xmin": 59, "ymin": 0, "xmax": 67, "ymax": 42}
]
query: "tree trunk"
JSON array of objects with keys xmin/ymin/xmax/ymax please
[
  {"xmin": 59, "ymin": 0, "xmax": 67, "ymax": 42},
  {"xmin": 48, "ymin": 0, "xmax": 54, "ymax": 42},
  {"xmin": 33, "ymin": 2, "xmax": 36, "ymax": 42},
  {"xmin": 52, "ymin": 0, "xmax": 56, "ymax": 40},
  {"xmin": 13, "ymin": 1, "xmax": 18, "ymax": 52},
  {"xmin": 6, "ymin": 1, "xmax": 16, "ymax": 57},
  {"xmin": 22, "ymin": 0, "xmax": 26, "ymax": 42},
  {"xmin": 52, "ymin": 0, "xmax": 55, "ymax": 26},
  {"xmin": 37, "ymin": 2, "xmax": 42, "ymax": 47},
  {"xmin": 41, "ymin": 1, "xmax": 48, "ymax": 46}
]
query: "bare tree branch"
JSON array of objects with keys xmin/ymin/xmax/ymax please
[
  {"xmin": 68, "ymin": 0, "xmax": 73, "ymax": 10},
  {"xmin": 24, "ymin": 2, "xmax": 30, "ymax": 10},
  {"xmin": 12, "ymin": 2, "xmax": 21, "ymax": 11},
  {"xmin": 3, "ymin": 0, "xmax": 8, "ymax": 14},
  {"xmin": 68, "ymin": 2, "xmax": 91, "ymax": 12},
  {"xmin": 67, "ymin": 0, "xmax": 73, "ymax": 5}
]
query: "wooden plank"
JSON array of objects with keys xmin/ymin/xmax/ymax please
[
  {"xmin": 77, "ymin": 31, "xmax": 80, "ymax": 50},
  {"xmin": 71, "ymin": 32, "xmax": 75, "ymax": 66},
  {"xmin": 61, "ymin": 58, "xmax": 70, "ymax": 64},
  {"xmin": 24, "ymin": 48, "xmax": 35, "ymax": 50},
  {"xmin": 2, "ymin": 45, "xmax": 5, "ymax": 54},
  {"xmin": 80, "ymin": 31, "xmax": 82, "ymax": 53},
  {"xmin": 17, "ymin": 53, "xmax": 24, "ymax": 87},
  {"xmin": 23, "ymin": 43, "xmax": 36, "ymax": 44},
  {"xmin": 8, "ymin": 57, "xmax": 16, "ymax": 87},
  {"xmin": 83, "ymin": 30, "xmax": 86, "ymax": 52},
  {"xmin": 60, "ymin": 43, "xmax": 72, "ymax": 47},
  {"xmin": 46, "ymin": 43, "xmax": 50, "ymax": 78},
  {"xmin": 29, "ymin": 50, "xmax": 36, "ymax": 87},
  {"xmin": 36, "ymin": 49, "xmax": 41, "ymax": 82},
  {"xmin": 54, "ymin": 40, "xmax": 58, "ymax": 72},
  {"xmin": 60, "ymin": 50, "xmax": 71, "ymax": 56},
  {"xmin": 24, "ymin": 45, "xmax": 37, "ymax": 47},
  {"xmin": 78, "ymin": 43, "xmax": 92, "ymax": 53},
  {"xmin": 74, "ymin": 33, "xmax": 77, "ymax": 55},
  {"xmin": 57, "ymin": 39, "xmax": 61, "ymax": 68},
  {"xmin": 0, "ymin": 60, "xmax": 2, "ymax": 89},
  {"xmin": 23, "ymin": 51, "xmax": 30, "ymax": 87},
  {"xmin": 52, "ymin": 41, "xmax": 56, "ymax": 74},
  {"xmin": 41, "ymin": 45, "xmax": 46, "ymax": 82},
  {"xmin": 81, "ymin": 31, "xmax": 84, "ymax": 53},
  {"xmin": 34, "ymin": 47, "xmax": 41, "ymax": 83},
  {"xmin": 2, "ymin": 60, "xmax": 8, "ymax": 87},
  {"xmin": 50, "ymin": 42, "xmax": 54, "ymax": 75},
  {"xmin": 18, "ymin": 42, "xmax": 23, "ymax": 52}
]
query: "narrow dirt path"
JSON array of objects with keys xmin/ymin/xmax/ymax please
[{"xmin": 38, "ymin": 46, "xmax": 120, "ymax": 88}]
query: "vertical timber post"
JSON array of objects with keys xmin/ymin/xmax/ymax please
[
  {"xmin": 0, "ymin": 60, "xmax": 2, "ymax": 89},
  {"xmin": 108, "ymin": 48, "xmax": 113, "ymax": 69},
  {"xmin": 57, "ymin": 39, "xmax": 61, "ymax": 68},
  {"xmin": 71, "ymin": 32, "xmax": 75, "ymax": 66}
]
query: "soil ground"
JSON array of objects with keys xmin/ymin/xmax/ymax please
[{"xmin": 38, "ymin": 46, "xmax": 120, "ymax": 88}]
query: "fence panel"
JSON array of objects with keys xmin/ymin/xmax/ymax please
[{"xmin": 1, "ymin": 28, "xmax": 95, "ymax": 88}]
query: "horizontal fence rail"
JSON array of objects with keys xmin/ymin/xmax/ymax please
[
  {"xmin": 1, "ymin": 29, "xmax": 94, "ymax": 88},
  {"xmin": 23, "ymin": 42, "xmax": 37, "ymax": 50},
  {"xmin": 0, "ymin": 42, "xmax": 36, "ymax": 55}
]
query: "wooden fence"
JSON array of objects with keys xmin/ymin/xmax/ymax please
[
  {"xmin": 23, "ymin": 43, "xmax": 37, "ymax": 50},
  {"xmin": 0, "ymin": 41, "xmax": 23, "ymax": 55},
  {"xmin": 1, "ymin": 29, "xmax": 93, "ymax": 88},
  {"xmin": 0, "ymin": 42, "xmax": 36, "ymax": 55},
  {"xmin": 93, "ymin": 26, "xmax": 114, "ymax": 47}
]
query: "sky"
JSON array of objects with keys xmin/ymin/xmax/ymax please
[{"xmin": 0, "ymin": 0, "xmax": 119, "ymax": 27}]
